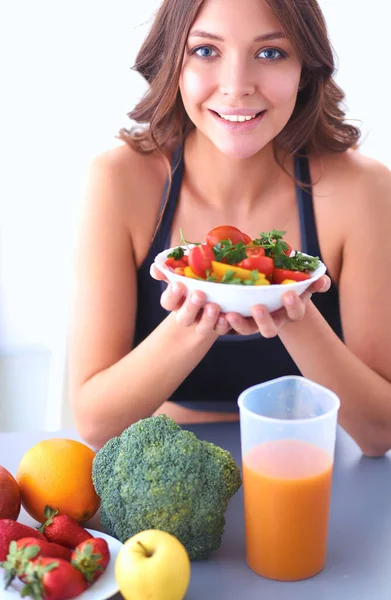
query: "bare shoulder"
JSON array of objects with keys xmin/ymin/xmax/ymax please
[
  {"xmin": 309, "ymin": 149, "xmax": 391, "ymax": 282},
  {"xmin": 314, "ymin": 149, "xmax": 391, "ymax": 200},
  {"xmin": 84, "ymin": 141, "xmax": 170, "ymax": 264},
  {"xmin": 86, "ymin": 142, "xmax": 168, "ymax": 207}
]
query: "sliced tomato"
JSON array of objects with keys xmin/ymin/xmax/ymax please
[
  {"xmin": 245, "ymin": 246, "xmax": 265, "ymax": 258},
  {"xmin": 272, "ymin": 268, "xmax": 311, "ymax": 284},
  {"xmin": 238, "ymin": 256, "xmax": 274, "ymax": 276},
  {"xmin": 283, "ymin": 243, "xmax": 293, "ymax": 256},
  {"xmin": 188, "ymin": 244, "xmax": 214, "ymax": 278},
  {"xmin": 206, "ymin": 225, "xmax": 251, "ymax": 247}
]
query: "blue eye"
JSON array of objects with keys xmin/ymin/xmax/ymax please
[
  {"xmin": 192, "ymin": 46, "xmax": 217, "ymax": 59},
  {"xmin": 258, "ymin": 48, "xmax": 286, "ymax": 60}
]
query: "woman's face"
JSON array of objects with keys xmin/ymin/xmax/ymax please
[{"xmin": 179, "ymin": 0, "xmax": 302, "ymax": 159}]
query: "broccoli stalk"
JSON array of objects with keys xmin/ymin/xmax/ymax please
[{"xmin": 92, "ymin": 415, "xmax": 242, "ymax": 560}]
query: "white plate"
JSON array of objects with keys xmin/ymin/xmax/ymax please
[
  {"xmin": 153, "ymin": 245, "xmax": 327, "ymax": 316},
  {"xmin": 0, "ymin": 529, "xmax": 122, "ymax": 600}
]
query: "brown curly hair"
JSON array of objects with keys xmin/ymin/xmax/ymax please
[{"xmin": 119, "ymin": 0, "xmax": 360, "ymax": 160}]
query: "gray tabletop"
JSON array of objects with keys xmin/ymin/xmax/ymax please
[{"xmin": 1, "ymin": 423, "xmax": 391, "ymax": 600}]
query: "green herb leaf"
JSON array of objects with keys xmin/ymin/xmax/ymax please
[
  {"xmin": 213, "ymin": 240, "xmax": 247, "ymax": 264},
  {"xmin": 273, "ymin": 251, "xmax": 320, "ymax": 272},
  {"xmin": 252, "ymin": 229, "xmax": 290, "ymax": 256},
  {"xmin": 167, "ymin": 247, "xmax": 185, "ymax": 260}
]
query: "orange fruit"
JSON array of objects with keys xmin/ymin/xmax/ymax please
[{"xmin": 16, "ymin": 438, "xmax": 100, "ymax": 524}]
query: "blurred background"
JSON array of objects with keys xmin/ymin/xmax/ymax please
[{"xmin": 1, "ymin": 0, "xmax": 390, "ymax": 432}]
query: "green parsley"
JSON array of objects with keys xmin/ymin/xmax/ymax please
[
  {"xmin": 273, "ymin": 251, "xmax": 320, "ymax": 272},
  {"xmin": 212, "ymin": 240, "xmax": 247, "ymax": 264},
  {"xmin": 252, "ymin": 229, "xmax": 290, "ymax": 256},
  {"xmin": 252, "ymin": 229, "xmax": 320, "ymax": 272},
  {"xmin": 167, "ymin": 247, "xmax": 185, "ymax": 260}
]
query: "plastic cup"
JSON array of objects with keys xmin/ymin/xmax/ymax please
[{"xmin": 237, "ymin": 376, "xmax": 340, "ymax": 581}]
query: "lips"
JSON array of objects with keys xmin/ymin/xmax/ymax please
[
  {"xmin": 209, "ymin": 109, "xmax": 266, "ymax": 131},
  {"xmin": 211, "ymin": 108, "xmax": 265, "ymax": 117}
]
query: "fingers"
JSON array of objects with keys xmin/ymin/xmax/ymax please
[
  {"xmin": 160, "ymin": 282, "xmax": 187, "ymax": 311},
  {"xmin": 282, "ymin": 291, "xmax": 306, "ymax": 321},
  {"xmin": 161, "ymin": 285, "xmax": 229, "ymax": 337},
  {"xmin": 250, "ymin": 306, "xmax": 280, "ymax": 338},
  {"xmin": 213, "ymin": 314, "xmax": 231, "ymax": 336},
  {"xmin": 175, "ymin": 290, "xmax": 208, "ymax": 327},
  {"xmin": 150, "ymin": 264, "xmax": 168, "ymax": 282},
  {"xmin": 195, "ymin": 305, "xmax": 229, "ymax": 336},
  {"xmin": 249, "ymin": 292, "xmax": 306, "ymax": 338},
  {"xmin": 225, "ymin": 313, "xmax": 259, "ymax": 336},
  {"xmin": 309, "ymin": 275, "xmax": 331, "ymax": 294}
]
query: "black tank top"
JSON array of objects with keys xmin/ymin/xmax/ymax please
[{"xmin": 133, "ymin": 147, "xmax": 343, "ymax": 412}]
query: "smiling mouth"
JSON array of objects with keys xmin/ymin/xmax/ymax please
[{"xmin": 211, "ymin": 110, "xmax": 265, "ymax": 122}]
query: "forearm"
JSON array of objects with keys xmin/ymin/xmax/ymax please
[
  {"xmin": 278, "ymin": 302, "xmax": 391, "ymax": 456},
  {"xmin": 73, "ymin": 312, "xmax": 217, "ymax": 448}
]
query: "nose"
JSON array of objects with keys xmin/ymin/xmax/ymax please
[{"xmin": 219, "ymin": 57, "xmax": 256, "ymax": 99}]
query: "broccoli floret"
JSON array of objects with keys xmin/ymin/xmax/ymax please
[{"xmin": 92, "ymin": 414, "xmax": 242, "ymax": 560}]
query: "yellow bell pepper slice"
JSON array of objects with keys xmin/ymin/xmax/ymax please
[
  {"xmin": 211, "ymin": 261, "xmax": 266, "ymax": 281},
  {"xmin": 184, "ymin": 266, "xmax": 200, "ymax": 279},
  {"xmin": 281, "ymin": 279, "xmax": 297, "ymax": 284}
]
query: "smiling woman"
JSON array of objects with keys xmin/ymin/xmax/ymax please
[{"xmin": 68, "ymin": 0, "xmax": 391, "ymax": 456}]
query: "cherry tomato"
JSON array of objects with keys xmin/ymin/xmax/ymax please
[
  {"xmin": 188, "ymin": 244, "xmax": 214, "ymax": 278},
  {"xmin": 245, "ymin": 246, "xmax": 265, "ymax": 258},
  {"xmin": 206, "ymin": 226, "xmax": 251, "ymax": 247},
  {"xmin": 238, "ymin": 256, "xmax": 274, "ymax": 276},
  {"xmin": 272, "ymin": 268, "xmax": 311, "ymax": 284}
]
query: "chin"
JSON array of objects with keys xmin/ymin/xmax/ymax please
[{"xmin": 213, "ymin": 138, "xmax": 268, "ymax": 160}]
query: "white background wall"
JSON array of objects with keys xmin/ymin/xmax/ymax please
[{"xmin": 1, "ymin": 1, "xmax": 390, "ymax": 430}]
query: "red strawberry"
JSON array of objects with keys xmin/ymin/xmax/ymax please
[
  {"xmin": 71, "ymin": 537, "xmax": 110, "ymax": 583},
  {"xmin": 39, "ymin": 506, "xmax": 93, "ymax": 549},
  {"xmin": 21, "ymin": 557, "xmax": 88, "ymax": 600},
  {"xmin": 0, "ymin": 519, "xmax": 46, "ymax": 561},
  {"xmin": 1, "ymin": 538, "xmax": 72, "ymax": 588}
]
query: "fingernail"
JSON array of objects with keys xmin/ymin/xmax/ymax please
[
  {"xmin": 285, "ymin": 293, "xmax": 296, "ymax": 306},
  {"xmin": 218, "ymin": 316, "xmax": 226, "ymax": 326},
  {"xmin": 172, "ymin": 283, "xmax": 181, "ymax": 294},
  {"xmin": 206, "ymin": 306, "xmax": 217, "ymax": 317},
  {"xmin": 191, "ymin": 292, "xmax": 202, "ymax": 305},
  {"xmin": 254, "ymin": 307, "xmax": 266, "ymax": 318}
]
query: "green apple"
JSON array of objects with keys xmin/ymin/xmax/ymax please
[{"xmin": 115, "ymin": 529, "xmax": 191, "ymax": 600}]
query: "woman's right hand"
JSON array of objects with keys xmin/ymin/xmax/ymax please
[{"xmin": 150, "ymin": 264, "xmax": 230, "ymax": 337}]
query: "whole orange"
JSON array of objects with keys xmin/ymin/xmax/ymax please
[{"xmin": 16, "ymin": 438, "xmax": 100, "ymax": 524}]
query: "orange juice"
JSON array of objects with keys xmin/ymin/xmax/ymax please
[{"xmin": 242, "ymin": 439, "xmax": 333, "ymax": 581}]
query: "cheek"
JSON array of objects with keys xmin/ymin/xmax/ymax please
[
  {"xmin": 180, "ymin": 66, "xmax": 214, "ymax": 110},
  {"xmin": 261, "ymin": 70, "xmax": 301, "ymax": 107}
]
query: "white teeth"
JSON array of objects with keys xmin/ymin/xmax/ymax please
[{"xmin": 218, "ymin": 113, "xmax": 257, "ymax": 122}]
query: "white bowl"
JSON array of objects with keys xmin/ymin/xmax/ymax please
[{"xmin": 153, "ymin": 246, "xmax": 327, "ymax": 316}]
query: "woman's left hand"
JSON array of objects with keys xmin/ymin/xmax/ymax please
[{"xmin": 225, "ymin": 275, "xmax": 331, "ymax": 337}]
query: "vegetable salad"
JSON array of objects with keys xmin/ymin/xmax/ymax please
[{"xmin": 164, "ymin": 226, "xmax": 321, "ymax": 286}]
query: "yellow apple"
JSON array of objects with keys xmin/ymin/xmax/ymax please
[{"xmin": 115, "ymin": 529, "xmax": 191, "ymax": 600}]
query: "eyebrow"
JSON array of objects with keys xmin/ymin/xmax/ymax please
[{"xmin": 188, "ymin": 30, "xmax": 287, "ymax": 43}]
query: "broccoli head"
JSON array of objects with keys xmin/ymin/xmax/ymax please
[{"xmin": 92, "ymin": 414, "xmax": 242, "ymax": 560}]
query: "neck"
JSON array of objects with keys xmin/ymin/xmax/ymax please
[{"xmin": 183, "ymin": 129, "xmax": 290, "ymax": 215}]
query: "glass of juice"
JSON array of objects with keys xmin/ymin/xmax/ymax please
[{"xmin": 237, "ymin": 375, "xmax": 340, "ymax": 581}]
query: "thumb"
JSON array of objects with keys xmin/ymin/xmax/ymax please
[{"xmin": 150, "ymin": 263, "xmax": 168, "ymax": 282}]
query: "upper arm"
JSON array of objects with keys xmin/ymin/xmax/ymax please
[
  {"xmin": 338, "ymin": 158, "xmax": 391, "ymax": 382},
  {"xmin": 68, "ymin": 148, "xmax": 139, "ymax": 398}
]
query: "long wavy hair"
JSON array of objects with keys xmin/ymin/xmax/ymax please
[{"xmin": 119, "ymin": 0, "xmax": 360, "ymax": 162}]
